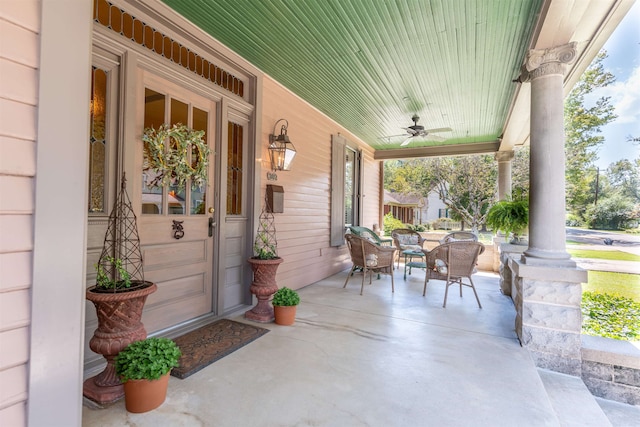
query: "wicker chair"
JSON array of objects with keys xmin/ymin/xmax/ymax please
[
  {"xmin": 391, "ymin": 228, "xmax": 426, "ymax": 268},
  {"xmin": 422, "ymin": 241, "xmax": 485, "ymax": 308},
  {"xmin": 348, "ymin": 226, "xmax": 393, "ymax": 246},
  {"xmin": 439, "ymin": 231, "xmax": 478, "ymax": 244},
  {"xmin": 344, "ymin": 234, "xmax": 396, "ymax": 295}
]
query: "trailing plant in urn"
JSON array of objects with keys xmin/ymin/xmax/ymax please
[
  {"xmin": 253, "ymin": 206, "xmax": 278, "ymax": 259},
  {"xmin": 245, "ymin": 197, "xmax": 283, "ymax": 322},
  {"xmin": 84, "ymin": 174, "xmax": 157, "ymax": 405}
]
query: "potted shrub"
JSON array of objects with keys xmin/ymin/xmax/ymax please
[
  {"xmin": 272, "ymin": 287, "xmax": 300, "ymax": 326},
  {"xmin": 486, "ymin": 198, "xmax": 529, "ymax": 244},
  {"xmin": 245, "ymin": 201, "xmax": 283, "ymax": 323},
  {"xmin": 115, "ymin": 337, "xmax": 182, "ymax": 413}
]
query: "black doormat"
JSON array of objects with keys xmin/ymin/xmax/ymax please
[{"xmin": 170, "ymin": 319, "xmax": 269, "ymax": 379}]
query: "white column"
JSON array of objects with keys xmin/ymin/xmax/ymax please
[
  {"xmin": 495, "ymin": 151, "xmax": 514, "ymax": 201},
  {"xmin": 520, "ymin": 43, "xmax": 577, "ymax": 266},
  {"xmin": 510, "ymin": 43, "xmax": 586, "ymax": 376}
]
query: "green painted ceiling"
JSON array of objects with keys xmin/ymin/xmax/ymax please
[{"xmin": 162, "ymin": 0, "xmax": 543, "ymax": 152}]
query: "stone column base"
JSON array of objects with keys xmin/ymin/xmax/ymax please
[
  {"xmin": 498, "ymin": 243, "xmax": 527, "ymax": 296},
  {"xmin": 511, "ymin": 259, "xmax": 587, "ymax": 376}
]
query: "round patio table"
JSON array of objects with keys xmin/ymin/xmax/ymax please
[{"xmin": 402, "ymin": 249, "xmax": 426, "ymax": 279}]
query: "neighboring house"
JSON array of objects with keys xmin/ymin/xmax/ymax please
[
  {"xmin": 383, "ymin": 190, "xmax": 448, "ymax": 225},
  {"xmin": 383, "ymin": 191, "xmax": 418, "ymax": 224},
  {"xmin": 0, "ymin": 1, "xmax": 635, "ymax": 425}
]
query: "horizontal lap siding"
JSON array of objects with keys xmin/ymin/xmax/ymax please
[
  {"xmin": 0, "ymin": 2, "xmax": 40, "ymax": 426},
  {"xmin": 262, "ymin": 77, "xmax": 379, "ymax": 290}
]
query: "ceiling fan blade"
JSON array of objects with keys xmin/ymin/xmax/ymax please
[
  {"xmin": 425, "ymin": 127, "xmax": 453, "ymax": 134},
  {"xmin": 423, "ymin": 135, "xmax": 446, "ymax": 142},
  {"xmin": 400, "ymin": 136, "xmax": 413, "ymax": 146}
]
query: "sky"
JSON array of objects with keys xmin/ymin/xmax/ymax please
[{"xmin": 587, "ymin": 1, "xmax": 640, "ymax": 169}]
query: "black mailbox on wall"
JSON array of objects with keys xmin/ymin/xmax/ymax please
[{"xmin": 266, "ymin": 184, "xmax": 284, "ymax": 213}]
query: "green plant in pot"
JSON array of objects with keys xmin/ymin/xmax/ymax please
[
  {"xmin": 486, "ymin": 198, "xmax": 529, "ymax": 244},
  {"xmin": 114, "ymin": 337, "xmax": 182, "ymax": 413},
  {"xmin": 272, "ymin": 287, "xmax": 300, "ymax": 326}
]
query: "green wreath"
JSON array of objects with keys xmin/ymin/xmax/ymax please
[{"xmin": 142, "ymin": 123, "xmax": 211, "ymax": 190}]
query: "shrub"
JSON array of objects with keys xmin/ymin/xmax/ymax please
[
  {"xmin": 383, "ymin": 213, "xmax": 405, "ymax": 235},
  {"xmin": 272, "ymin": 287, "xmax": 300, "ymax": 306},
  {"xmin": 431, "ymin": 218, "xmax": 452, "ymax": 230},
  {"xmin": 581, "ymin": 292, "xmax": 640, "ymax": 341},
  {"xmin": 115, "ymin": 337, "xmax": 182, "ymax": 381},
  {"xmin": 408, "ymin": 224, "xmax": 428, "ymax": 232},
  {"xmin": 565, "ymin": 213, "xmax": 584, "ymax": 227},
  {"xmin": 584, "ymin": 193, "xmax": 637, "ymax": 230}
]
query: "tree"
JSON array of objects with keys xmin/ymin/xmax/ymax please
[
  {"xmin": 564, "ymin": 51, "xmax": 617, "ymax": 218},
  {"xmin": 511, "ymin": 146, "xmax": 530, "ymax": 199},
  {"xmin": 605, "ymin": 159, "xmax": 639, "ymax": 201},
  {"xmin": 384, "ymin": 159, "xmax": 436, "ymax": 197},
  {"xmin": 431, "ymin": 155, "xmax": 498, "ymax": 232}
]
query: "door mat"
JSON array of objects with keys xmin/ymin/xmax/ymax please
[{"xmin": 170, "ymin": 319, "xmax": 269, "ymax": 379}]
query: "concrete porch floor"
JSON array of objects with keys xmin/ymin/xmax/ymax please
[{"xmin": 82, "ymin": 269, "xmax": 640, "ymax": 426}]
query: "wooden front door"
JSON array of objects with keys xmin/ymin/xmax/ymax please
[{"xmin": 134, "ymin": 70, "xmax": 218, "ymax": 332}]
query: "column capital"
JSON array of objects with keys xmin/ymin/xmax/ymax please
[
  {"xmin": 495, "ymin": 150, "xmax": 515, "ymax": 163},
  {"xmin": 517, "ymin": 42, "xmax": 577, "ymax": 82}
]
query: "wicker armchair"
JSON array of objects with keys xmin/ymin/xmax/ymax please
[
  {"xmin": 422, "ymin": 241, "xmax": 485, "ymax": 308},
  {"xmin": 391, "ymin": 228, "xmax": 426, "ymax": 268},
  {"xmin": 440, "ymin": 231, "xmax": 478, "ymax": 244},
  {"xmin": 344, "ymin": 234, "xmax": 396, "ymax": 295},
  {"xmin": 348, "ymin": 226, "xmax": 393, "ymax": 246}
]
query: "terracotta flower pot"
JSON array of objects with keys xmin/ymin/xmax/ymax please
[
  {"xmin": 274, "ymin": 305, "xmax": 297, "ymax": 326},
  {"xmin": 123, "ymin": 371, "xmax": 171, "ymax": 413}
]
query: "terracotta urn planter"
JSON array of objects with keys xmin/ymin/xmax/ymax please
[
  {"xmin": 245, "ymin": 257, "xmax": 283, "ymax": 322},
  {"xmin": 83, "ymin": 282, "xmax": 157, "ymax": 404}
]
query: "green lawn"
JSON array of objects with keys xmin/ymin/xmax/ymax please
[
  {"xmin": 583, "ymin": 271, "xmax": 640, "ymax": 302},
  {"xmin": 568, "ymin": 248, "xmax": 640, "ymax": 262}
]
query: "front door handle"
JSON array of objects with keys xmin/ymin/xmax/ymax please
[{"xmin": 208, "ymin": 217, "xmax": 214, "ymax": 237}]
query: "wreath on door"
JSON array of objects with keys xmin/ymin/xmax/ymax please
[{"xmin": 142, "ymin": 123, "xmax": 211, "ymax": 190}]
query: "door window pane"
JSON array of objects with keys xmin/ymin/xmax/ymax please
[
  {"xmin": 142, "ymin": 88, "xmax": 165, "ymax": 214},
  {"xmin": 89, "ymin": 67, "xmax": 108, "ymax": 213},
  {"xmin": 226, "ymin": 122, "xmax": 243, "ymax": 215},
  {"xmin": 191, "ymin": 107, "xmax": 208, "ymax": 214},
  {"xmin": 167, "ymin": 98, "xmax": 189, "ymax": 215}
]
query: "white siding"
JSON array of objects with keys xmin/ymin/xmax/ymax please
[
  {"xmin": 0, "ymin": 2, "xmax": 39, "ymax": 425},
  {"xmin": 261, "ymin": 77, "xmax": 381, "ymax": 290}
]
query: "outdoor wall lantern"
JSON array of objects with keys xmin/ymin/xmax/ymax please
[{"xmin": 269, "ymin": 119, "xmax": 297, "ymax": 171}]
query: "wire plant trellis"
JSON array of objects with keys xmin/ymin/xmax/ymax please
[
  {"xmin": 94, "ymin": 173, "xmax": 147, "ymax": 291},
  {"xmin": 253, "ymin": 195, "xmax": 278, "ymax": 259}
]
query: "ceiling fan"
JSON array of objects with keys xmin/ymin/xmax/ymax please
[{"xmin": 390, "ymin": 115, "xmax": 452, "ymax": 146}]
